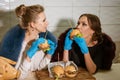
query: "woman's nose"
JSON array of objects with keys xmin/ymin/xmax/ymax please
[{"xmin": 76, "ymin": 24, "xmax": 81, "ymax": 29}]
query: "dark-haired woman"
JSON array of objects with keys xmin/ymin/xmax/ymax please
[{"xmin": 52, "ymin": 13, "xmax": 116, "ymax": 74}]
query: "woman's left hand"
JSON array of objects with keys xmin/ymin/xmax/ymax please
[
  {"xmin": 47, "ymin": 39, "xmax": 57, "ymax": 56},
  {"xmin": 73, "ymin": 37, "xmax": 89, "ymax": 54}
]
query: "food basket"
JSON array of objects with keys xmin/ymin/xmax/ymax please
[{"xmin": 48, "ymin": 61, "xmax": 78, "ymax": 78}]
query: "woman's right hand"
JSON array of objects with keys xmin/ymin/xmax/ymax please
[{"xmin": 64, "ymin": 29, "xmax": 73, "ymax": 50}]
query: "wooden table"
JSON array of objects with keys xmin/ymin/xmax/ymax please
[{"xmin": 36, "ymin": 67, "xmax": 96, "ymax": 80}]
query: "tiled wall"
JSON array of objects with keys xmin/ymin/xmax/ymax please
[{"xmin": 0, "ymin": 0, "xmax": 120, "ymax": 41}]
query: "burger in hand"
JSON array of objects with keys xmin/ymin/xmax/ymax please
[
  {"xmin": 70, "ymin": 28, "xmax": 82, "ymax": 39},
  {"xmin": 39, "ymin": 40, "xmax": 50, "ymax": 52},
  {"xmin": 64, "ymin": 65, "xmax": 77, "ymax": 78},
  {"xmin": 51, "ymin": 65, "xmax": 64, "ymax": 79}
]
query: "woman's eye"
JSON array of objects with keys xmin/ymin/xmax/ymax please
[
  {"xmin": 43, "ymin": 18, "xmax": 46, "ymax": 22},
  {"xmin": 82, "ymin": 23, "xmax": 87, "ymax": 26},
  {"xmin": 77, "ymin": 22, "xmax": 80, "ymax": 25},
  {"xmin": 43, "ymin": 19, "xmax": 45, "ymax": 22}
]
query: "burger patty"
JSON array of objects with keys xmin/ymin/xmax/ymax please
[{"xmin": 65, "ymin": 71, "xmax": 77, "ymax": 74}]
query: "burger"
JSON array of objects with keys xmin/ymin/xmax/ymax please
[
  {"xmin": 70, "ymin": 29, "xmax": 82, "ymax": 39},
  {"xmin": 39, "ymin": 40, "xmax": 50, "ymax": 52},
  {"xmin": 64, "ymin": 65, "xmax": 77, "ymax": 78},
  {"xmin": 51, "ymin": 65, "xmax": 64, "ymax": 79}
]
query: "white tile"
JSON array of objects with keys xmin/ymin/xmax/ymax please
[
  {"xmin": 100, "ymin": 7, "xmax": 120, "ymax": 24},
  {"xmin": 73, "ymin": 7, "xmax": 100, "ymax": 24},
  {"xmin": 101, "ymin": 0, "xmax": 120, "ymax": 6},
  {"xmin": 102, "ymin": 24, "xmax": 120, "ymax": 41},
  {"xmin": 51, "ymin": 26, "xmax": 73, "ymax": 38},
  {"xmin": 44, "ymin": 0, "xmax": 73, "ymax": 6},
  {"xmin": 0, "ymin": 0, "xmax": 44, "ymax": 11},
  {"xmin": 10, "ymin": 0, "xmax": 44, "ymax": 6},
  {"xmin": 0, "ymin": 0, "xmax": 120, "ymax": 42},
  {"xmin": 45, "ymin": 7, "xmax": 73, "ymax": 28},
  {"xmin": 73, "ymin": 0, "xmax": 100, "ymax": 6},
  {"xmin": 0, "ymin": 0, "xmax": 11, "ymax": 10}
]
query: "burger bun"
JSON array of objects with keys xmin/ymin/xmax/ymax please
[
  {"xmin": 70, "ymin": 29, "xmax": 82, "ymax": 39},
  {"xmin": 51, "ymin": 65, "xmax": 64, "ymax": 78},
  {"xmin": 65, "ymin": 65, "xmax": 77, "ymax": 78},
  {"xmin": 39, "ymin": 40, "xmax": 50, "ymax": 52}
]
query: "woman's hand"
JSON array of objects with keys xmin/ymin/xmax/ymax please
[
  {"xmin": 64, "ymin": 29, "xmax": 73, "ymax": 50},
  {"xmin": 73, "ymin": 37, "xmax": 89, "ymax": 54},
  {"xmin": 26, "ymin": 38, "xmax": 45, "ymax": 59},
  {"xmin": 74, "ymin": 37, "xmax": 96, "ymax": 73},
  {"xmin": 46, "ymin": 39, "xmax": 57, "ymax": 56}
]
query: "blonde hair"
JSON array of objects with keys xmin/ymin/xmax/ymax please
[{"xmin": 15, "ymin": 4, "xmax": 44, "ymax": 29}]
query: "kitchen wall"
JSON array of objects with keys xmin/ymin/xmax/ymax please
[{"xmin": 0, "ymin": 0, "xmax": 120, "ymax": 41}]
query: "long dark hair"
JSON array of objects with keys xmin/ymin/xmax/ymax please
[{"xmin": 79, "ymin": 14, "xmax": 103, "ymax": 43}]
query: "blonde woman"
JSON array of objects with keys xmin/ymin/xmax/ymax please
[{"xmin": 0, "ymin": 4, "xmax": 57, "ymax": 79}]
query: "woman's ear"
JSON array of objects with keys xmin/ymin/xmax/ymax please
[{"xmin": 29, "ymin": 22, "xmax": 35, "ymax": 28}]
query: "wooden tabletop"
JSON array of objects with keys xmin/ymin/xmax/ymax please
[{"xmin": 36, "ymin": 67, "xmax": 96, "ymax": 80}]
